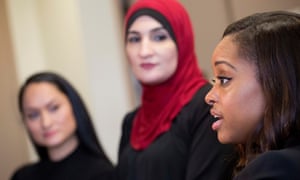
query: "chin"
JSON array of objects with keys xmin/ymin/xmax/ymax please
[
  {"xmin": 217, "ymin": 134, "xmax": 232, "ymax": 144},
  {"xmin": 44, "ymin": 139, "xmax": 63, "ymax": 148}
]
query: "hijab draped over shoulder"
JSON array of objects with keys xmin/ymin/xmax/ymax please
[{"xmin": 125, "ymin": 0, "xmax": 207, "ymax": 150}]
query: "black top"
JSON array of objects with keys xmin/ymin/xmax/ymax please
[
  {"xmin": 116, "ymin": 84, "xmax": 237, "ymax": 180},
  {"xmin": 11, "ymin": 144, "xmax": 114, "ymax": 180},
  {"xmin": 234, "ymin": 134, "xmax": 300, "ymax": 180}
]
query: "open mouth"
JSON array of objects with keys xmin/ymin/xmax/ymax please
[
  {"xmin": 210, "ymin": 109, "xmax": 221, "ymax": 120},
  {"xmin": 212, "ymin": 115, "xmax": 220, "ymax": 122}
]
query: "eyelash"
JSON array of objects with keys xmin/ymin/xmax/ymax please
[
  {"xmin": 49, "ymin": 104, "xmax": 59, "ymax": 112},
  {"xmin": 127, "ymin": 36, "xmax": 140, "ymax": 43},
  {"xmin": 26, "ymin": 112, "xmax": 39, "ymax": 120},
  {"xmin": 153, "ymin": 34, "xmax": 167, "ymax": 41},
  {"xmin": 212, "ymin": 76, "xmax": 232, "ymax": 86},
  {"xmin": 126, "ymin": 33, "xmax": 168, "ymax": 43},
  {"xmin": 24, "ymin": 104, "xmax": 60, "ymax": 120}
]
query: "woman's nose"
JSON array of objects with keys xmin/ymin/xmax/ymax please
[
  {"xmin": 139, "ymin": 39, "xmax": 153, "ymax": 58},
  {"xmin": 41, "ymin": 112, "xmax": 53, "ymax": 129},
  {"xmin": 205, "ymin": 88, "xmax": 217, "ymax": 106}
]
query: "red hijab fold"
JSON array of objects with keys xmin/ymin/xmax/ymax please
[{"xmin": 125, "ymin": 0, "xmax": 207, "ymax": 150}]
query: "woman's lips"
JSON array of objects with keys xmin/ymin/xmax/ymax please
[
  {"xmin": 141, "ymin": 63, "xmax": 156, "ymax": 70},
  {"xmin": 210, "ymin": 110, "xmax": 223, "ymax": 131},
  {"xmin": 44, "ymin": 130, "xmax": 56, "ymax": 138},
  {"xmin": 212, "ymin": 119, "xmax": 223, "ymax": 131}
]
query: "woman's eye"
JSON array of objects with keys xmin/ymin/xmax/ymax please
[
  {"xmin": 152, "ymin": 34, "xmax": 167, "ymax": 41},
  {"xmin": 217, "ymin": 76, "xmax": 232, "ymax": 86},
  {"xmin": 25, "ymin": 112, "xmax": 40, "ymax": 120},
  {"xmin": 49, "ymin": 104, "xmax": 59, "ymax": 112},
  {"xmin": 127, "ymin": 36, "xmax": 140, "ymax": 43}
]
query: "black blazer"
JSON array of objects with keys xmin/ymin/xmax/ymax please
[{"xmin": 235, "ymin": 134, "xmax": 300, "ymax": 180}]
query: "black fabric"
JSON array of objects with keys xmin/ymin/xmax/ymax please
[
  {"xmin": 11, "ymin": 144, "xmax": 114, "ymax": 180},
  {"xmin": 234, "ymin": 134, "xmax": 300, "ymax": 180},
  {"xmin": 116, "ymin": 83, "xmax": 237, "ymax": 180}
]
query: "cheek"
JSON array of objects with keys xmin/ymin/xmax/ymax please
[
  {"xmin": 161, "ymin": 48, "xmax": 178, "ymax": 75},
  {"xmin": 25, "ymin": 122, "xmax": 43, "ymax": 143},
  {"xmin": 222, "ymin": 85, "xmax": 264, "ymax": 142},
  {"xmin": 60, "ymin": 109, "xmax": 77, "ymax": 131},
  {"xmin": 25, "ymin": 121, "xmax": 39, "ymax": 134},
  {"xmin": 126, "ymin": 47, "xmax": 137, "ymax": 64},
  {"xmin": 127, "ymin": 52, "xmax": 140, "ymax": 75},
  {"xmin": 238, "ymin": 82, "xmax": 265, "ymax": 120}
]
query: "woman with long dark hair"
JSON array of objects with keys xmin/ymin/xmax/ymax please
[{"xmin": 11, "ymin": 71, "xmax": 113, "ymax": 180}]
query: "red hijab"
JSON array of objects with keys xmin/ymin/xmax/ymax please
[{"xmin": 125, "ymin": 0, "xmax": 207, "ymax": 150}]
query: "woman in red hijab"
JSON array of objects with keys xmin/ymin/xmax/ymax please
[{"xmin": 116, "ymin": 0, "xmax": 236, "ymax": 179}]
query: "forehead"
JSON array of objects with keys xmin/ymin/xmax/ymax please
[
  {"xmin": 213, "ymin": 36, "xmax": 239, "ymax": 59},
  {"xmin": 23, "ymin": 82, "xmax": 66, "ymax": 107},
  {"xmin": 24, "ymin": 82, "xmax": 60, "ymax": 94},
  {"xmin": 212, "ymin": 36, "xmax": 256, "ymax": 72},
  {"xmin": 128, "ymin": 15, "xmax": 162, "ymax": 31}
]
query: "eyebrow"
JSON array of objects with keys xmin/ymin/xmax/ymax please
[
  {"xmin": 214, "ymin": 60, "xmax": 237, "ymax": 71},
  {"xmin": 23, "ymin": 99, "xmax": 56, "ymax": 112},
  {"xmin": 150, "ymin": 27, "xmax": 165, "ymax": 33},
  {"xmin": 128, "ymin": 27, "xmax": 165, "ymax": 34}
]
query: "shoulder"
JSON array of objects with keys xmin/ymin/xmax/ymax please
[
  {"xmin": 252, "ymin": 147, "xmax": 300, "ymax": 167},
  {"xmin": 68, "ymin": 150, "xmax": 114, "ymax": 180},
  {"xmin": 121, "ymin": 108, "xmax": 138, "ymax": 130},
  {"xmin": 11, "ymin": 162, "xmax": 40, "ymax": 180},
  {"xmin": 236, "ymin": 147, "xmax": 300, "ymax": 179},
  {"xmin": 84, "ymin": 158, "xmax": 114, "ymax": 180},
  {"xmin": 183, "ymin": 83, "xmax": 211, "ymax": 115},
  {"xmin": 86, "ymin": 155, "xmax": 113, "ymax": 172},
  {"xmin": 178, "ymin": 83, "xmax": 213, "ymax": 132},
  {"xmin": 76, "ymin": 147, "xmax": 113, "ymax": 171},
  {"xmin": 169, "ymin": 83, "xmax": 215, "ymax": 145},
  {"xmin": 189, "ymin": 83, "xmax": 212, "ymax": 107},
  {"xmin": 118, "ymin": 108, "xmax": 139, "ymax": 155},
  {"xmin": 179, "ymin": 83, "xmax": 211, "ymax": 115}
]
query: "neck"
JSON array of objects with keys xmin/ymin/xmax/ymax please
[{"xmin": 48, "ymin": 135, "xmax": 79, "ymax": 162}]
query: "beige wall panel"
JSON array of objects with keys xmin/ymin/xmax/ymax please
[
  {"xmin": 76, "ymin": 0, "xmax": 134, "ymax": 163},
  {"xmin": 0, "ymin": 0, "xmax": 30, "ymax": 179},
  {"xmin": 230, "ymin": 0, "xmax": 300, "ymax": 20},
  {"xmin": 181, "ymin": 1, "xmax": 230, "ymax": 79},
  {"xmin": 181, "ymin": 0, "xmax": 300, "ymax": 79}
]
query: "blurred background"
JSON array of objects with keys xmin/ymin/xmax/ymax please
[{"xmin": 1, "ymin": 0, "xmax": 299, "ymax": 179}]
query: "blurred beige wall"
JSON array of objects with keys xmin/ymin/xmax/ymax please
[
  {"xmin": 1, "ymin": 0, "xmax": 300, "ymax": 179},
  {"xmin": 181, "ymin": 0, "xmax": 300, "ymax": 80},
  {"xmin": 0, "ymin": 0, "xmax": 29, "ymax": 179}
]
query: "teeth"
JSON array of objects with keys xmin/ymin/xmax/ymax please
[{"xmin": 211, "ymin": 115, "xmax": 220, "ymax": 122}]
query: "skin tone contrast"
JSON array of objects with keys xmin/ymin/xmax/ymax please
[
  {"xmin": 22, "ymin": 82, "xmax": 78, "ymax": 161},
  {"xmin": 205, "ymin": 35, "xmax": 266, "ymax": 144},
  {"xmin": 126, "ymin": 15, "xmax": 178, "ymax": 85}
]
